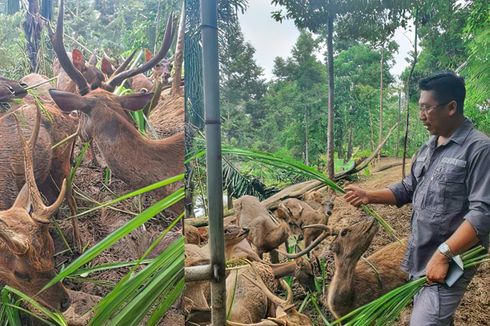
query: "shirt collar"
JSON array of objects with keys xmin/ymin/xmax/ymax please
[{"xmin": 446, "ymin": 118, "xmax": 473, "ymax": 145}]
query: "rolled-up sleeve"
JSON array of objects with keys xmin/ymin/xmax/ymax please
[
  {"xmin": 464, "ymin": 144, "xmax": 490, "ymax": 243},
  {"xmin": 388, "ymin": 174, "xmax": 415, "ymax": 208}
]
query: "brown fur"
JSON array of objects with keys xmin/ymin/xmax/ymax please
[
  {"xmin": 53, "ymin": 49, "xmax": 105, "ymax": 93},
  {"xmin": 0, "ymin": 115, "xmax": 69, "ymax": 311},
  {"xmin": 50, "ymin": 88, "xmax": 185, "ymax": 216},
  {"xmin": 0, "ymin": 104, "xmax": 77, "ymax": 210},
  {"xmin": 303, "ymin": 189, "xmax": 336, "ymax": 216},
  {"xmin": 226, "ymin": 262, "xmax": 278, "ymax": 324},
  {"xmin": 183, "ymin": 225, "xmax": 261, "ymax": 315},
  {"xmin": 277, "ymin": 198, "xmax": 327, "ymax": 247},
  {"xmin": 323, "ymin": 219, "xmax": 408, "ymax": 318},
  {"xmin": 234, "ymin": 195, "xmax": 290, "ymax": 258}
]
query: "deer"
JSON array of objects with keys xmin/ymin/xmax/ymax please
[
  {"xmin": 313, "ymin": 219, "xmax": 408, "ymax": 318},
  {"xmin": 184, "ymin": 224, "xmax": 261, "ymax": 317},
  {"xmin": 0, "ymin": 107, "xmax": 70, "ymax": 312},
  {"xmin": 47, "ymin": 0, "xmax": 183, "ymax": 216},
  {"xmin": 0, "ymin": 76, "xmax": 27, "ymax": 102},
  {"xmin": 276, "ymin": 198, "xmax": 330, "ymax": 248},
  {"xmin": 234, "ymin": 195, "xmax": 290, "ymax": 259}
]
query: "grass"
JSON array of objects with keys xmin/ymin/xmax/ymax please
[{"xmin": 331, "ymin": 246, "xmax": 489, "ymax": 325}]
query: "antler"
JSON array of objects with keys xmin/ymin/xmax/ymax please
[
  {"xmin": 14, "ymin": 105, "xmax": 67, "ymax": 224},
  {"xmin": 110, "ymin": 49, "xmax": 138, "ymax": 78},
  {"xmin": 105, "ymin": 13, "xmax": 175, "ymax": 90},
  {"xmin": 278, "ymin": 224, "xmax": 337, "ymax": 259},
  {"xmin": 242, "ymin": 263, "xmax": 294, "ymax": 310},
  {"xmin": 48, "ymin": 0, "xmax": 90, "ymax": 95}
]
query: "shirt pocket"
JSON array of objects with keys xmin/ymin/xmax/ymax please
[
  {"xmin": 412, "ymin": 162, "xmax": 425, "ymax": 209},
  {"xmin": 442, "ymin": 166, "xmax": 467, "ymax": 212}
]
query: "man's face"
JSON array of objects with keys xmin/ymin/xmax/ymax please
[{"xmin": 418, "ymin": 90, "xmax": 452, "ymax": 136}]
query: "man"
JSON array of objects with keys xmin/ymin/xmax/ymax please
[{"xmin": 344, "ymin": 72, "xmax": 489, "ymax": 325}]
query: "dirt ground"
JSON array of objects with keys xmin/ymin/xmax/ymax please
[{"xmin": 308, "ymin": 157, "xmax": 489, "ymax": 325}]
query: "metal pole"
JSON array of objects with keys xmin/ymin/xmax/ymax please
[{"xmin": 201, "ymin": 1, "xmax": 227, "ymax": 325}]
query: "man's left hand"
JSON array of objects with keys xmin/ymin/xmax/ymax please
[{"xmin": 426, "ymin": 251, "xmax": 450, "ymax": 283}]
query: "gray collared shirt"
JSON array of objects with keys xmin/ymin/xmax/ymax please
[{"xmin": 388, "ymin": 119, "xmax": 490, "ymax": 277}]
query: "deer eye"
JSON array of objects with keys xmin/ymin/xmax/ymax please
[
  {"xmin": 340, "ymin": 229, "xmax": 348, "ymax": 237},
  {"xmin": 14, "ymin": 271, "xmax": 31, "ymax": 281}
]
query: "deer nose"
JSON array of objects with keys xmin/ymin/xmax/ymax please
[{"xmin": 60, "ymin": 296, "xmax": 71, "ymax": 312}]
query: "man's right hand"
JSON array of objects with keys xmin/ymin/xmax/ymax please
[{"xmin": 344, "ymin": 185, "xmax": 370, "ymax": 207}]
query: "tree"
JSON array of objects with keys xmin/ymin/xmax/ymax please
[{"xmin": 270, "ymin": 0, "xmax": 412, "ymax": 178}]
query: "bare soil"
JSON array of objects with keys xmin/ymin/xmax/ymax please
[{"xmin": 306, "ymin": 157, "xmax": 489, "ymax": 325}]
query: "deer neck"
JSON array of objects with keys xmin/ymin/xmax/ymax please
[
  {"xmin": 327, "ymin": 254, "xmax": 359, "ymax": 317},
  {"xmin": 270, "ymin": 261, "xmax": 297, "ymax": 278}
]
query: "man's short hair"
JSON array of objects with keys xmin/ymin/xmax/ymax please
[{"xmin": 419, "ymin": 72, "xmax": 466, "ymax": 114}]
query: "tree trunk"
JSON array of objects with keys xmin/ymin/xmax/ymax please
[
  {"xmin": 345, "ymin": 125, "xmax": 353, "ymax": 163},
  {"xmin": 396, "ymin": 88, "xmax": 401, "ymax": 157},
  {"xmin": 326, "ymin": 11, "xmax": 335, "ymax": 179},
  {"xmin": 402, "ymin": 12, "xmax": 418, "ymax": 179},
  {"xmin": 368, "ymin": 97, "xmax": 375, "ymax": 151},
  {"xmin": 171, "ymin": 1, "xmax": 185, "ymax": 96},
  {"xmin": 304, "ymin": 104, "xmax": 309, "ymax": 165},
  {"xmin": 377, "ymin": 48, "xmax": 384, "ymax": 163},
  {"xmin": 24, "ymin": 0, "xmax": 42, "ymax": 72}
]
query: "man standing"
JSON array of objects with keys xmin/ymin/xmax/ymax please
[{"xmin": 344, "ymin": 72, "xmax": 489, "ymax": 325}]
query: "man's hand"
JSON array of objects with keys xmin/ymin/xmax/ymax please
[
  {"xmin": 344, "ymin": 185, "xmax": 370, "ymax": 207},
  {"xmin": 426, "ymin": 250, "xmax": 450, "ymax": 284}
]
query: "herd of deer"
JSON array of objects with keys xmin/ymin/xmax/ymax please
[
  {"xmin": 1, "ymin": 2, "xmax": 411, "ymax": 325},
  {"xmin": 184, "ymin": 189, "xmax": 409, "ymax": 325},
  {"xmin": 0, "ymin": 0, "xmax": 183, "ymax": 320}
]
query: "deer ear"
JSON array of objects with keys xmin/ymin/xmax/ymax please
[
  {"xmin": 12, "ymin": 184, "xmax": 32, "ymax": 211},
  {"xmin": 72, "ymin": 49, "xmax": 86, "ymax": 72},
  {"xmin": 117, "ymin": 93, "xmax": 153, "ymax": 111},
  {"xmin": 145, "ymin": 48, "xmax": 153, "ymax": 62},
  {"xmin": 289, "ymin": 202, "xmax": 303, "ymax": 217},
  {"xmin": 101, "ymin": 58, "xmax": 114, "ymax": 76},
  {"xmin": 49, "ymin": 89, "xmax": 96, "ymax": 114}
]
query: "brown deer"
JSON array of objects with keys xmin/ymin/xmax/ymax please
[
  {"xmin": 0, "ymin": 76, "xmax": 27, "ymax": 102},
  {"xmin": 184, "ymin": 224, "xmax": 261, "ymax": 316},
  {"xmin": 48, "ymin": 1, "xmax": 183, "ymax": 215},
  {"xmin": 318, "ymin": 219, "xmax": 408, "ymax": 318},
  {"xmin": 231, "ymin": 270, "xmax": 314, "ymax": 326},
  {"xmin": 0, "ymin": 101, "xmax": 77, "ymax": 211},
  {"xmin": 276, "ymin": 198, "xmax": 329, "ymax": 247},
  {"xmin": 234, "ymin": 195, "xmax": 290, "ymax": 259},
  {"xmin": 0, "ymin": 108, "xmax": 70, "ymax": 311}
]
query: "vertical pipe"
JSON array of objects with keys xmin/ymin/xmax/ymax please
[{"xmin": 200, "ymin": 1, "xmax": 227, "ymax": 325}]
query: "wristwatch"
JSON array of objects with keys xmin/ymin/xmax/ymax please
[{"xmin": 438, "ymin": 242, "xmax": 454, "ymax": 259}]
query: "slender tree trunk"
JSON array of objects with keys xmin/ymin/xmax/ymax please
[
  {"xmin": 24, "ymin": 0, "xmax": 42, "ymax": 72},
  {"xmin": 345, "ymin": 125, "xmax": 353, "ymax": 163},
  {"xmin": 304, "ymin": 104, "xmax": 309, "ymax": 165},
  {"xmin": 368, "ymin": 97, "xmax": 375, "ymax": 151},
  {"xmin": 377, "ymin": 47, "xmax": 384, "ymax": 163},
  {"xmin": 326, "ymin": 11, "xmax": 335, "ymax": 179},
  {"xmin": 171, "ymin": 1, "xmax": 185, "ymax": 96},
  {"xmin": 402, "ymin": 13, "xmax": 418, "ymax": 179},
  {"xmin": 396, "ymin": 88, "xmax": 401, "ymax": 157}
]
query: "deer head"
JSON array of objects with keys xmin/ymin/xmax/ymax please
[
  {"xmin": 48, "ymin": 0, "xmax": 174, "ymax": 95},
  {"xmin": 0, "ymin": 107, "xmax": 70, "ymax": 311},
  {"xmin": 0, "ymin": 76, "xmax": 28, "ymax": 101},
  {"xmin": 329, "ymin": 218, "xmax": 379, "ymax": 262}
]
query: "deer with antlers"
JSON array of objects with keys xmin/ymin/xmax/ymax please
[
  {"xmin": 0, "ymin": 108, "xmax": 70, "ymax": 311},
  {"xmin": 313, "ymin": 219, "xmax": 408, "ymax": 318},
  {"xmin": 47, "ymin": 0, "xmax": 184, "ymax": 216}
]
